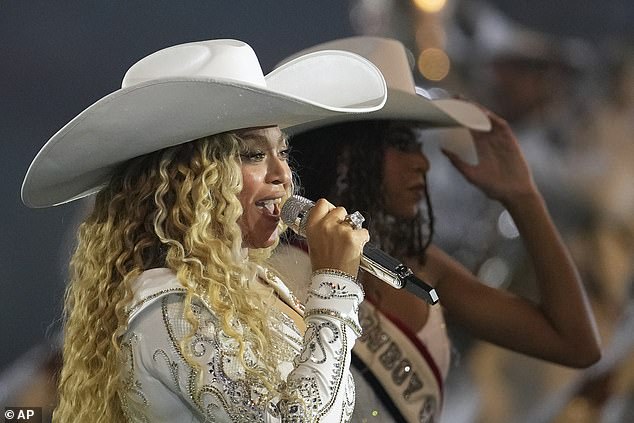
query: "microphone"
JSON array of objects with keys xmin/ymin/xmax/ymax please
[{"xmin": 281, "ymin": 195, "xmax": 439, "ymax": 305}]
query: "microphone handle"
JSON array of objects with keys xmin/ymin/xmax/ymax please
[{"xmin": 361, "ymin": 243, "xmax": 439, "ymax": 305}]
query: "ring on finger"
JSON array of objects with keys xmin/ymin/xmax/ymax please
[{"xmin": 342, "ymin": 211, "xmax": 365, "ymax": 230}]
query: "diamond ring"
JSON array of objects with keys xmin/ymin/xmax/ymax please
[{"xmin": 342, "ymin": 211, "xmax": 365, "ymax": 230}]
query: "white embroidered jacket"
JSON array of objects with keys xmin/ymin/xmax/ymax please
[{"xmin": 118, "ymin": 267, "xmax": 364, "ymax": 422}]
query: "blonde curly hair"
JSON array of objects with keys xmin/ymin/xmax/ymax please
[{"xmin": 53, "ymin": 131, "xmax": 290, "ymax": 422}]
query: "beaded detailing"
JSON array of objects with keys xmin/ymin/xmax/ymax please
[
  {"xmin": 118, "ymin": 268, "xmax": 364, "ymax": 422},
  {"xmin": 312, "ymin": 268, "xmax": 364, "ymax": 294},
  {"xmin": 162, "ymin": 294, "xmax": 275, "ymax": 421},
  {"xmin": 119, "ymin": 334, "xmax": 150, "ymax": 423},
  {"xmin": 126, "ymin": 287, "xmax": 186, "ymax": 320},
  {"xmin": 304, "ymin": 309, "xmax": 362, "ymax": 337},
  {"xmin": 263, "ymin": 268, "xmax": 306, "ymax": 315},
  {"xmin": 312, "ymin": 268, "xmax": 357, "ymax": 281},
  {"xmin": 305, "ymin": 278, "xmax": 363, "ymax": 336},
  {"xmin": 292, "ymin": 271, "xmax": 365, "ymax": 420},
  {"xmin": 354, "ymin": 301, "xmax": 443, "ymax": 423}
]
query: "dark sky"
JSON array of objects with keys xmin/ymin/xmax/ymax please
[{"xmin": 489, "ymin": 0, "xmax": 634, "ymax": 39}]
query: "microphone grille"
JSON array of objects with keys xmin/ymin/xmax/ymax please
[{"xmin": 281, "ymin": 195, "xmax": 314, "ymax": 237}]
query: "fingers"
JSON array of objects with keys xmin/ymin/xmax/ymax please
[
  {"xmin": 306, "ymin": 198, "xmax": 347, "ymax": 230},
  {"xmin": 473, "ymin": 107, "xmax": 513, "ymax": 136},
  {"xmin": 441, "ymin": 144, "xmax": 476, "ymax": 175},
  {"xmin": 305, "ymin": 198, "xmax": 359, "ymax": 240},
  {"xmin": 451, "ymin": 95, "xmax": 511, "ymax": 136},
  {"xmin": 304, "ymin": 198, "xmax": 369, "ymax": 276}
]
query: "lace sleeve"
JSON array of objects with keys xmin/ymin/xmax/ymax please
[{"xmin": 119, "ymin": 271, "xmax": 363, "ymax": 422}]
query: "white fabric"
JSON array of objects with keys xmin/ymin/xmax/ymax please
[
  {"xmin": 416, "ymin": 302, "xmax": 451, "ymax": 381},
  {"xmin": 118, "ymin": 267, "xmax": 364, "ymax": 422}
]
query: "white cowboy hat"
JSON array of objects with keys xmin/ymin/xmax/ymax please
[
  {"xmin": 22, "ymin": 38, "xmax": 387, "ymax": 208},
  {"xmin": 277, "ymin": 36, "xmax": 492, "ymax": 162}
]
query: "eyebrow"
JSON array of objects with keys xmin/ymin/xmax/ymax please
[{"xmin": 241, "ymin": 132, "xmax": 288, "ymax": 148}]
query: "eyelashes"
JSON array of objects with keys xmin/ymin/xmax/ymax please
[
  {"xmin": 279, "ymin": 147, "xmax": 291, "ymax": 159},
  {"xmin": 240, "ymin": 147, "xmax": 291, "ymax": 162},
  {"xmin": 240, "ymin": 151, "xmax": 266, "ymax": 162}
]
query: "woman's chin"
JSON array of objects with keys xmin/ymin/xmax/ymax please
[
  {"xmin": 243, "ymin": 229, "xmax": 279, "ymax": 250},
  {"xmin": 388, "ymin": 206, "xmax": 419, "ymax": 220}
]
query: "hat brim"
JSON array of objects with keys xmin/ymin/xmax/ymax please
[
  {"xmin": 277, "ymin": 35, "xmax": 491, "ymax": 163},
  {"xmin": 286, "ymin": 88, "xmax": 490, "ymax": 133},
  {"xmin": 285, "ymin": 88, "xmax": 491, "ymax": 163},
  {"xmin": 22, "ymin": 51, "xmax": 386, "ymax": 208}
]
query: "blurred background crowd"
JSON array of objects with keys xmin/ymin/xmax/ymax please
[{"xmin": 2, "ymin": 1, "xmax": 632, "ymax": 421}]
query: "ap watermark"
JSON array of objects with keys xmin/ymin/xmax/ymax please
[{"xmin": 4, "ymin": 408, "xmax": 42, "ymax": 423}]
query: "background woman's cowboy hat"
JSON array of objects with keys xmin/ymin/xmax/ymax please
[
  {"xmin": 22, "ymin": 38, "xmax": 387, "ymax": 208},
  {"xmin": 277, "ymin": 36, "xmax": 492, "ymax": 162}
]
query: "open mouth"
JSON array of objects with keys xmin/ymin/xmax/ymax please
[{"xmin": 255, "ymin": 198, "xmax": 282, "ymax": 217}]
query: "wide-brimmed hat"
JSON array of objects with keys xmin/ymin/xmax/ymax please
[
  {"xmin": 277, "ymin": 36, "xmax": 491, "ymax": 161},
  {"xmin": 22, "ymin": 39, "xmax": 387, "ymax": 208}
]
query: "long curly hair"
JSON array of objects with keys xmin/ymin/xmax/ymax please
[
  {"xmin": 291, "ymin": 120, "xmax": 434, "ymax": 261},
  {"xmin": 53, "ymin": 132, "xmax": 289, "ymax": 422}
]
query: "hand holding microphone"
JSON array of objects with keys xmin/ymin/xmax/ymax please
[
  {"xmin": 282, "ymin": 195, "xmax": 439, "ymax": 305},
  {"xmin": 301, "ymin": 198, "xmax": 369, "ymax": 277}
]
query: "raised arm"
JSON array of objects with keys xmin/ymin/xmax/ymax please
[{"xmin": 433, "ymin": 109, "xmax": 601, "ymax": 368}]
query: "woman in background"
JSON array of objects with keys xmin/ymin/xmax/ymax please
[{"xmin": 271, "ymin": 36, "xmax": 601, "ymax": 423}]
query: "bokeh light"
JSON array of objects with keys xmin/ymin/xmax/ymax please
[
  {"xmin": 477, "ymin": 257, "xmax": 510, "ymax": 288},
  {"xmin": 417, "ymin": 47, "xmax": 450, "ymax": 81},
  {"xmin": 413, "ymin": 0, "xmax": 447, "ymax": 13},
  {"xmin": 498, "ymin": 210, "xmax": 520, "ymax": 239}
]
